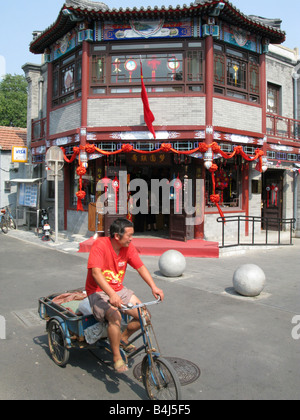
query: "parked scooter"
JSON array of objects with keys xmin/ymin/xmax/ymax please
[{"xmin": 40, "ymin": 207, "xmax": 52, "ymax": 241}]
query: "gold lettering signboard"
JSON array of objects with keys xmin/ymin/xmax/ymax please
[{"xmin": 127, "ymin": 153, "xmax": 170, "ymax": 166}]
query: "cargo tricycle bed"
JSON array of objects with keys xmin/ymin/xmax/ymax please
[{"xmin": 38, "ymin": 289, "xmax": 182, "ymax": 400}]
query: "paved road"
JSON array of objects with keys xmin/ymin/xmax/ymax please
[{"xmin": 0, "ymin": 233, "xmax": 300, "ymax": 400}]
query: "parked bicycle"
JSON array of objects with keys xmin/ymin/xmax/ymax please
[
  {"xmin": 3, "ymin": 206, "xmax": 16, "ymax": 230},
  {"xmin": 0, "ymin": 208, "xmax": 8, "ymax": 234}
]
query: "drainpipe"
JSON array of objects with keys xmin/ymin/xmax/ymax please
[{"xmin": 38, "ymin": 76, "xmax": 44, "ymax": 120}]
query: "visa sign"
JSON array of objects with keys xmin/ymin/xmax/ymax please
[{"xmin": 12, "ymin": 146, "xmax": 28, "ymax": 163}]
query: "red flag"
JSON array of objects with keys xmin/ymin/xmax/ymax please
[{"xmin": 140, "ymin": 60, "xmax": 156, "ymax": 139}]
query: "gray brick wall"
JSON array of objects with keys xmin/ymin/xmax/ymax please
[
  {"xmin": 0, "ymin": 152, "xmax": 27, "ymax": 211},
  {"xmin": 213, "ymin": 98, "xmax": 262, "ymax": 133},
  {"xmin": 266, "ymin": 54, "xmax": 295, "ymax": 118},
  {"xmin": 87, "ymin": 97, "xmax": 206, "ymax": 127},
  {"xmin": 49, "ymin": 102, "xmax": 81, "ymax": 135},
  {"xmin": 22, "ymin": 63, "xmax": 42, "ymax": 147}
]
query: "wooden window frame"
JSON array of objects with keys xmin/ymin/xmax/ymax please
[
  {"xmin": 52, "ymin": 49, "xmax": 82, "ymax": 108},
  {"xmin": 213, "ymin": 42, "xmax": 260, "ymax": 104},
  {"xmin": 267, "ymin": 83, "xmax": 280, "ymax": 114},
  {"xmin": 90, "ymin": 40, "xmax": 205, "ymax": 96}
]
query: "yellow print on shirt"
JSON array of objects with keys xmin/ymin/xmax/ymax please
[{"xmin": 102, "ymin": 270, "xmax": 125, "ymax": 285}]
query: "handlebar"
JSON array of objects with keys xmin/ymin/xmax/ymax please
[{"xmin": 121, "ymin": 297, "xmax": 161, "ymax": 311}]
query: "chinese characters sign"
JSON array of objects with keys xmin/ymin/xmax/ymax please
[{"xmin": 127, "ymin": 153, "xmax": 170, "ymax": 165}]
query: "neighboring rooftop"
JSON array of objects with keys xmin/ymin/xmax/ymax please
[{"xmin": 0, "ymin": 126, "xmax": 27, "ymax": 151}]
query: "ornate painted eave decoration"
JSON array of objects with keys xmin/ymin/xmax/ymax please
[{"xmin": 30, "ymin": 0, "xmax": 286, "ymax": 54}]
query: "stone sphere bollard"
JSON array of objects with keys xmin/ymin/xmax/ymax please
[
  {"xmin": 158, "ymin": 250, "xmax": 186, "ymax": 277},
  {"xmin": 233, "ymin": 264, "xmax": 266, "ymax": 297}
]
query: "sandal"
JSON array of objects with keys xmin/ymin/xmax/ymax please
[
  {"xmin": 114, "ymin": 359, "xmax": 128, "ymax": 373},
  {"xmin": 120, "ymin": 340, "xmax": 137, "ymax": 353}
]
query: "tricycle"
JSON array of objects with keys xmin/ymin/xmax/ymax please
[{"xmin": 38, "ymin": 289, "xmax": 181, "ymax": 400}]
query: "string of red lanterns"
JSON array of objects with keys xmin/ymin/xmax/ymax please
[{"xmin": 60, "ymin": 142, "xmax": 265, "ymax": 216}]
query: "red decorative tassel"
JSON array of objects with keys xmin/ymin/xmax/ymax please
[
  {"xmin": 266, "ymin": 186, "xmax": 270, "ymax": 208},
  {"xmin": 210, "ymin": 194, "xmax": 225, "ymax": 221},
  {"xmin": 112, "ymin": 176, "xmax": 120, "ymax": 214},
  {"xmin": 174, "ymin": 176, "xmax": 182, "ymax": 213},
  {"xmin": 76, "ymin": 191, "xmax": 86, "ymax": 212}
]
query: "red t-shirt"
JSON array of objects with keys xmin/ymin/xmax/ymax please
[{"xmin": 85, "ymin": 237, "xmax": 143, "ymax": 296}]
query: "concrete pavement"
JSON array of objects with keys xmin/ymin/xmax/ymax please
[
  {"xmin": 6, "ymin": 227, "xmax": 89, "ymax": 255},
  {"xmin": 1, "ymin": 227, "xmax": 300, "ymax": 399}
]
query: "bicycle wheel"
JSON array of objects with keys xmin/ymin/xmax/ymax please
[
  {"xmin": 1, "ymin": 219, "xmax": 8, "ymax": 234},
  {"xmin": 48, "ymin": 319, "xmax": 70, "ymax": 367},
  {"xmin": 141, "ymin": 355, "xmax": 182, "ymax": 400}
]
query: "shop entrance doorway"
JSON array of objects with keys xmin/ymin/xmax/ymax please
[
  {"xmin": 262, "ymin": 169, "xmax": 284, "ymax": 230},
  {"xmin": 127, "ymin": 157, "xmax": 171, "ymax": 239},
  {"xmin": 126, "ymin": 153, "xmax": 197, "ymax": 241},
  {"xmin": 85, "ymin": 152, "xmax": 200, "ymax": 241}
]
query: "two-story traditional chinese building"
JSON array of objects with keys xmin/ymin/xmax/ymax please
[{"xmin": 24, "ymin": 0, "xmax": 300, "ymax": 242}]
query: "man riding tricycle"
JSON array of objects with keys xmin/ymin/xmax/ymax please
[{"xmin": 39, "ymin": 218, "xmax": 181, "ymax": 400}]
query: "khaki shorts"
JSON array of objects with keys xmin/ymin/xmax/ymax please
[{"xmin": 88, "ymin": 287, "xmax": 134, "ymax": 323}]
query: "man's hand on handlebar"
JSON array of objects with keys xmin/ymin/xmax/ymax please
[
  {"xmin": 151, "ymin": 286, "xmax": 164, "ymax": 302},
  {"xmin": 109, "ymin": 292, "xmax": 124, "ymax": 309}
]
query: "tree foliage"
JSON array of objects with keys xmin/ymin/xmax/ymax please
[{"xmin": 0, "ymin": 74, "xmax": 27, "ymax": 128}]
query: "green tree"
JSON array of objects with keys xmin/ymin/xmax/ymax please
[{"xmin": 0, "ymin": 74, "xmax": 27, "ymax": 128}]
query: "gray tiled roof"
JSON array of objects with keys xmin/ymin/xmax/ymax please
[
  {"xmin": 65, "ymin": 0, "xmax": 108, "ymax": 12},
  {"xmin": 30, "ymin": 0, "xmax": 286, "ymax": 54}
]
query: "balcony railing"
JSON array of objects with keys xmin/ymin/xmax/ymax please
[
  {"xmin": 31, "ymin": 118, "xmax": 46, "ymax": 142},
  {"xmin": 267, "ymin": 113, "xmax": 300, "ymax": 142}
]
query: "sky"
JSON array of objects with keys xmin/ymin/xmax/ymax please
[{"xmin": 0, "ymin": 0, "xmax": 299, "ymax": 78}]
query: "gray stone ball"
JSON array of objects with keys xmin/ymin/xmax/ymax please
[
  {"xmin": 233, "ymin": 264, "xmax": 266, "ymax": 297},
  {"xmin": 158, "ymin": 250, "xmax": 186, "ymax": 277}
]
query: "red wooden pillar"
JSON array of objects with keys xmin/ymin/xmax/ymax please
[
  {"xmin": 260, "ymin": 53, "xmax": 267, "ymax": 154},
  {"xmin": 80, "ymin": 40, "xmax": 89, "ymax": 146},
  {"xmin": 242, "ymin": 165, "xmax": 250, "ymax": 236},
  {"xmin": 205, "ymin": 35, "xmax": 214, "ymax": 145},
  {"xmin": 194, "ymin": 35, "xmax": 214, "ymax": 240},
  {"xmin": 46, "ymin": 62, "xmax": 52, "ymax": 140}
]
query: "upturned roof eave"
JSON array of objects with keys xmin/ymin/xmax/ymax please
[
  {"xmin": 29, "ymin": 0, "xmax": 286, "ymax": 55},
  {"xmin": 30, "ymin": 6, "xmax": 75, "ymax": 54}
]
